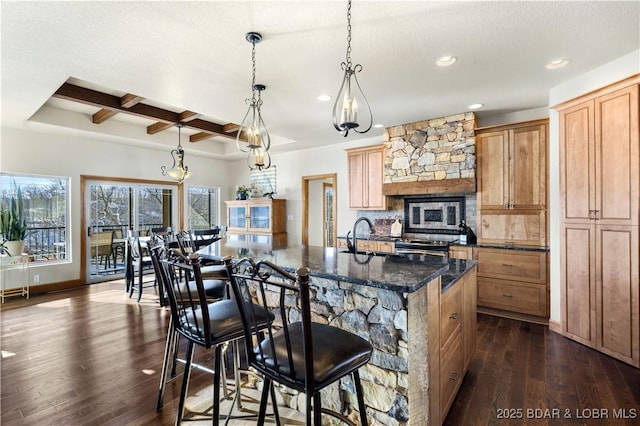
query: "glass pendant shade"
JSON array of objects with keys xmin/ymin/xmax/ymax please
[
  {"xmin": 332, "ymin": 63, "xmax": 372, "ymax": 136},
  {"xmin": 332, "ymin": 0, "xmax": 372, "ymax": 137},
  {"xmin": 161, "ymin": 125, "xmax": 191, "ymax": 183},
  {"xmin": 236, "ymin": 85, "xmax": 271, "ymax": 152},
  {"xmin": 247, "ymin": 145, "xmax": 271, "ymax": 170}
]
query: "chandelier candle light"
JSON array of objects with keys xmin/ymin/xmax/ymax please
[
  {"xmin": 332, "ymin": 0, "xmax": 372, "ymax": 137},
  {"xmin": 161, "ymin": 124, "xmax": 191, "ymax": 183},
  {"xmin": 237, "ymin": 31, "xmax": 271, "ymax": 170}
]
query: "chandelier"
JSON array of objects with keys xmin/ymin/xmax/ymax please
[
  {"xmin": 237, "ymin": 31, "xmax": 271, "ymax": 170},
  {"xmin": 161, "ymin": 124, "xmax": 191, "ymax": 183},
  {"xmin": 332, "ymin": 0, "xmax": 372, "ymax": 137}
]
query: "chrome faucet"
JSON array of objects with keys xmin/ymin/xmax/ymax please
[{"xmin": 352, "ymin": 217, "xmax": 375, "ymax": 253}]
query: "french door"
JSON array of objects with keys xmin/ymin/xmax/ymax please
[{"xmin": 84, "ymin": 178, "xmax": 179, "ymax": 283}]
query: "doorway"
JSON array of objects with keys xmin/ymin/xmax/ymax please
[
  {"xmin": 81, "ymin": 176, "xmax": 181, "ymax": 283},
  {"xmin": 302, "ymin": 173, "xmax": 337, "ymax": 247}
]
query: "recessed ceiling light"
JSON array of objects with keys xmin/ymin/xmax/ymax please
[
  {"xmin": 373, "ymin": 123, "xmax": 385, "ymax": 128},
  {"xmin": 468, "ymin": 103, "xmax": 484, "ymax": 110},
  {"xmin": 546, "ymin": 58, "xmax": 570, "ymax": 70},
  {"xmin": 436, "ymin": 56, "xmax": 457, "ymax": 67},
  {"xmin": 317, "ymin": 94, "xmax": 332, "ymax": 101}
]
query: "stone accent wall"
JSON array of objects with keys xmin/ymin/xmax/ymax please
[
  {"xmin": 383, "ymin": 112, "xmax": 476, "ymax": 183},
  {"xmin": 259, "ymin": 277, "xmax": 409, "ymax": 426}
]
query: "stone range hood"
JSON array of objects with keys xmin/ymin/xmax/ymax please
[{"xmin": 383, "ymin": 112, "xmax": 477, "ymax": 196}]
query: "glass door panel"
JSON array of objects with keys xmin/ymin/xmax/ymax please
[
  {"xmin": 87, "ymin": 183, "xmax": 131, "ymax": 282},
  {"xmin": 85, "ymin": 180, "xmax": 177, "ymax": 283},
  {"xmin": 228, "ymin": 205, "xmax": 247, "ymax": 230},
  {"xmin": 249, "ymin": 205, "xmax": 270, "ymax": 231}
]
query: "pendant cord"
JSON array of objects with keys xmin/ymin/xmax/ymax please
[
  {"xmin": 345, "ymin": 0, "xmax": 352, "ymax": 67},
  {"xmin": 251, "ymin": 40, "xmax": 257, "ymax": 101}
]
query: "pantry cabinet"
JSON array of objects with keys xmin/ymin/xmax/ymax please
[
  {"xmin": 346, "ymin": 145, "xmax": 386, "ymax": 210},
  {"xmin": 557, "ymin": 77, "xmax": 639, "ymax": 367}
]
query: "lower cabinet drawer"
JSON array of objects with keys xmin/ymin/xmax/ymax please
[
  {"xmin": 377, "ymin": 241, "xmax": 395, "ymax": 253},
  {"xmin": 440, "ymin": 284, "xmax": 463, "ymax": 349},
  {"xmin": 476, "ymin": 248, "xmax": 546, "ymax": 284},
  {"xmin": 440, "ymin": 332, "xmax": 464, "ymax": 419},
  {"xmin": 478, "ymin": 277, "xmax": 548, "ymax": 317}
]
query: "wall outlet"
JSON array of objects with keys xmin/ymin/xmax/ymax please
[
  {"xmin": 33, "ymin": 274, "xmax": 40, "ymax": 283},
  {"xmin": 287, "ymin": 215, "xmax": 293, "ymax": 221}
]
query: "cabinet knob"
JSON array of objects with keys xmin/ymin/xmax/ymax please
[
  {"xmin": 449, "ymin": 371, "xmax": 460, "ymax": 381},
  {"xmin": 449, "ymin": 312, "xmax": 459, "ymax": 320}
]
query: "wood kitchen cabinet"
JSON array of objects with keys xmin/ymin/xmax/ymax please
[
  {"xmin": 225, "ymin": 199, "xmax": 287, "ymax": 236},
  {"xmin": 557, "ymin": 77, "xmax": 639, "ymax": 367},
  {"xmin": 475, "ymin": 247, "xmax": 548, "ymax": 319},
  {"xmin": 476, "ymin": 120, "xmax": 547, "ymax": 211},
  {"xmin": 427, "ymin": 265, "xmax": 477, "ymax": 425},
  {"xmin": 476, "ymin": 119, "xmax": 548, "ymax": 246},
  {"xmin": 346, "ymin": 145, "xmax": 387, "ymax": 210}
]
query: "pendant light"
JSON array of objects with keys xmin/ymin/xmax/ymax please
[
  {"xmin": 161, "ymin": 124, "xmax": 191, "ymax": 183},
  {"xmin": 332, "ymin": 0, "xmax": 372, "ymax": 137},
  {"xmin": 237, "ymin": 31, "xmax": 271, "ymax": 170}
]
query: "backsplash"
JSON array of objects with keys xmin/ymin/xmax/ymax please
[{"xmin": 364, "ymin": 193, "xmax": 477, "ymax": 238}]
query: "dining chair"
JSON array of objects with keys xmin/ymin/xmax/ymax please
[
  {"xmin": 227, "ymin": 258, "xmax": 373, "ymax": 426},
  {"xmin": 90, "ymin": 230, "xmax": 115, "ymax": 270},
  {"xmin": 158, "ymin": 252, "xmax": 275, "ymax": 425},
  {"xmin": 127, "ymin": 233, "xmax": 155, "ymax": 302},
  {"xmin": 191, "ymin": 227, "xmax": 221, "ymax": 250}
]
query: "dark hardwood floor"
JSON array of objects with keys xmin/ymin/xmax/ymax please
[{"xmin": 1, "ymin": 280, "xmax": 639, "ymax": 425}]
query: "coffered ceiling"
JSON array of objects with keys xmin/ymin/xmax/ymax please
[{"xmin": 2, "ymin": 1, "xmax": 639, "ymax": 161}]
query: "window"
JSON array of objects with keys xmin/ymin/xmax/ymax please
[
  {"xmin": 187, "ymin": 186, "xmax": 219, "ymax": 230},
  {"xmin": 1, "ymin": 173, "xmax": 69, "ymax": 262}
]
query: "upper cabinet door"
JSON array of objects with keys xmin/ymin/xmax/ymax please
[
  {"xmin": 346, "ymin": 145, "xmax": 386, "ymax": 210},
  {"xmin": 560, "ymin": 101, "xmax": 595, "ymax": 223},
  {"xmin": 509, "ymin": 123, "xmax": 547, "ymax": 209},
  {"xmin": 595, "ymin": 85, "xmax": 639, "ymax": 226},
  {"xmin": 560, "ymin": 84, "xmax": 639, "ymax": 226},
  {"xmin": 477, "ymin": 130, "xmax": 509, "ymax": 210}
]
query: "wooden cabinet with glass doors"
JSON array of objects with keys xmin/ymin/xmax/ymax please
[{"xmin": 226, "ymin": 199, "xmax": 286, "ymax": 237}]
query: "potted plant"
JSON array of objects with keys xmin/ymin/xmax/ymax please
[
  {"xmin": 235, "ymin": 184, "xmax": 251, "ymax": 200},
  {"xmin": 0, "ymin": 184, "xmax": 28, "ymax": 256}
]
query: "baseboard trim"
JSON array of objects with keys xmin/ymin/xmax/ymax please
[
  {"xmin": 548, "ymin": 319, "xmax": 562, "ymax": 334},
  {"xmin": 30, "ymin": 279, "xmax": 83, "ymax": 295}
]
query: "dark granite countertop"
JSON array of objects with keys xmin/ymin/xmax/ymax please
[
  {"xmin": 450, "ymin": 242, "xmax": 550, "ymax": 252},
  {"xmin": 197, "ymin": 234, "xmax": 476, "ymax": 293}
]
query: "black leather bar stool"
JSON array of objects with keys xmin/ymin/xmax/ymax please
[
  {"xmin": 157, "ymin": 253, "xmax": 275, "ymax": 425},
  {"xmin": 148, "ymin": 244, "xmax": 228, "ymax": 409},
  {"xmin": 227, "ymin": 257, "xmax": 373, "ymax": 426}
]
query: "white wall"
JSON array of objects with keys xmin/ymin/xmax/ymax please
[
  {"xmin": 228, "ymin": 135, "xmax": 383, "ymax": 246},
  {"xmin": 1, "ymin": 126, "xmax": 235, "ymax": 286},
  {"xmin": 547, "ymin": 49, "xmax": 640, "ymax": 323}
]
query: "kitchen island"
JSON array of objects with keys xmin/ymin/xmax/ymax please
[{"xmin": 198, "ymin": 234, "xmax": 477, "ymax": 425}]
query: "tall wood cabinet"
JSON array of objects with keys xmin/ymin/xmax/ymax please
[
  {"xmin": 346, "ymin": 145, "xmax": 386, "ymax": 210},
  {"xmin": 476, "ymin": 119, "xmax": 548, "ymax": 246},
  {"xmin": 557, "ymin": 77, "xmax": 639, "ymax": 367}
]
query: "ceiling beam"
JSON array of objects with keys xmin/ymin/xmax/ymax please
[
  {"xmin": 92, "ymin": 93, "xmax": 145, "ymax": 124},
  {"xmin": 147, "ymin": 110, "xmax": 201, "ymax": 135},
  {"xmin": 53, "ymin": 82, "xmax": 243, "ymax": 141}
]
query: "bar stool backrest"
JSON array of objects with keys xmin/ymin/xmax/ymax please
[{"xmin": 158, "ymin": 253, "xmax": 212, "ymax": 349}]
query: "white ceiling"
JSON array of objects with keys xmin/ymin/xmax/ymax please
[{"xmin": 2, "ymin": 1, "xmax": 639, "ymax": 160}]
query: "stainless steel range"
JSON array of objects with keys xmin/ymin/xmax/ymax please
[{"xmin": 394, "ymin": 238, "xmax": 452, "ymax": 257}]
